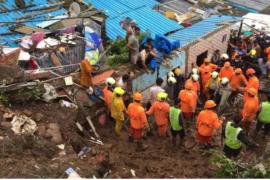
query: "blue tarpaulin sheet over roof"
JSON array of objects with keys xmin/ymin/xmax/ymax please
[
  {"xmin": 84, "ymin": 0, "xmax": 182, "ymax": 40},
  {"xmin": 168, "ymin": 15, "xmax": 239, "ymax": 48},
  {"xmin": 0, "ymin": 0, "xmax": 67, "ymax": 47}
]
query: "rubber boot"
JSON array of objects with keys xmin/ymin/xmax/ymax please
[
  {"xmin": 172, "ymin": 137, "xmax": 177, "ymax": 146},
  {"xmin": 179, "ymin": 138, "xmax": 184, "ymax": 148}
]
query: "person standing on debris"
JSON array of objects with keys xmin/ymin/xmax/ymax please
[
  {"xmin": 185, "ymin": 74, "xmax": 200, "ymax": 96},
  {"xmin": 146, "ymin": 92, "xmax": 170, "ymax": 137},
  {"xmin": 230, "ymin": 68, "xmax": 247, "ymax": 98},
  {"xmin": 206, "ymin": 71, "xmax": 220, "ymax": 99},
  {"xmin": 178, "ymin": 81, "xmax": 197, "ymax": 125},
  {"xmin": 80, "ymin": 59, "xmax": 93, "ymax": 88},
  {"xmin": 149, "ymin": 77, "xmax": 165, "ymax": 105},
  {"xmin": 197, "ymin": 100, "xmax": 223, "ymax": 149},
  {"xmin": 211, "ymin": 49, "xmax": 221, "ymax": 64},
  {"xmin": 125, "ymin": 20, "xmax": 137, "ymax": 42},
  {"xmin": 173, "ymin": 68, "xmax": 185, "ymax": 100},
  {"xmin": 219, "ymin": 62, "xmax": 234, "ymax": 81},
  {"xmin": 244, "ymin": 68, "xmax": 259, "ymax": 103},
  {"xmin": 102, "ymin": 77, "xmax": 116, "ymax": 115},
  {"xmin": 255, "ymin": 94, "xmax": 270, "ymax": 136},
  {"xmin": 223, "ymin": 115, "xmax": 257, "ymax": 158},
  {"xmin": 241, "ymin": 88, "xmax": 259, "ymax": 135},
  {"xmin": 165, "ymin": 72, "xmax": 177, "ymax": 103},
  {"xmin": 199, "ymin": 58, "xmax": 217, "ymax": 98},
  {"xmin": 169, "ymin": 100, "xmax": 185, "ymax": 147},
  {"xmin": 127, "ymin": 92, "xmax": 149, "ymax": 150},
  {"xmin": 215, "ymin": 77, "xmax": 232, "ymax": 113},
  {"xmin": 111, "ymin": 87, "xmax": 127, "ymax": 136},
  {"xmin": 127, "ymin": 27, "xmax": 140, "ymax": 65}
]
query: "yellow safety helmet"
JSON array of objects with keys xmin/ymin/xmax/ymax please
[
  {"xmin": 113, "ymin": 87, "xmax": 125, "ymax": 96},
  {"xmin": 174, "ymin": 68, "xmax": 181, "ymax": 76},
  {"xmin": 157, "ymin": 92, "xmax": 168, "ymax": 101},
  {"xmin": 250, "ymin": 49, "xmax": 256, "ymax": 56}
]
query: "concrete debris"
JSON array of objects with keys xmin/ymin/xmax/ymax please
[
  {"xmin": 22, "ymin": 109, "xmax": 33, "ymax": 117},
  {"xmin": 34, "ymin": 113, "xmax": 44, "ymax": 122},
  {"xmin": 57, "ymin": 144, "xmax": 65, "ymax": 150},
  {"xmin": 60, "ymin": 100, "xmax": 78, "ymax": 109},
  {"xmin": 3, "ymin": 110, "xmax": 15, "ymax": 120},
  {"xmin": 254, "ymin": 163, "xmax": 266, "ymax": 175},
  {"xmin": 44, "ymin": 123, "xmax": 63, "ymax": 144},
  {"xmin": 65, "ymin": 167, "xmax": 82, "ymax": 179},
  {"xmin": 11, "ymin": 115, "xmax": 37, "ymax": 135},
  {"xmin": 42, "ymin": 83, "xmax": 58, "ymax": 102},
  {"xmin": 0, "ymin": 121, "xmax": 12, "ymax": 128},
  {"xmin": 130, "ymin": 169, "xmax": 136, "ymax": 177}
]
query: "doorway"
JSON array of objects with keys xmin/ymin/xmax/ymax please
[{"xmin": 196, "ymin": 50, "xmax": 208, "ymax": 67}]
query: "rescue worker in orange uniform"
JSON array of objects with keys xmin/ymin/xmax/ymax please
[
  {"xmin": 199, "ymin": 58, "xmax": 217, "ymax": 97},
  {"xmin": 230, "ymin": 68, "xmax": 248, "ymax": 93},
  {"xmin": 102, "ymin": 77, "xmax": 116, "ymax": 112},
  {"xmin": 186, "ymin": 74, "xmax": 200, "ymax": 96},
  {"xmin": 146, "ymin": 92, "xmax": 170, "ymax": 137},
  {"xmin": 197, "ymin": 100, "xmax": 223, "ymax": 148},
  {"xmin": 178, "ymin": 81, "xmax": 197, "ymax": 125},
  {"xmin": 80, "ymin": 59, "xmax": 93, "ymax": 87},
  {"xmin": 219, "ymin": 62, "xmax": 234, "ymax": 80},
  {"xmin": 128, "ymin": 92, "xmax": 149, "ymax": 150},
  {"xmin": 241, "ymin": 88, "xmax": 259, "ymax": 135},
  {"xmin": 244, "ymin": 68, "xmax": 259, "ymax": 103}
]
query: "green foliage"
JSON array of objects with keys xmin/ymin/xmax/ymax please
[
  {"xmin": 0, "ymin": 92, "xmax": 9, "ymax": 106},
  {"xmin": 211, "ymin": 153, "xmax": 270, "ymax": 178},
  {"xmin": 106, "ymin": 33, "xmax": 147, "ymax": 67}
]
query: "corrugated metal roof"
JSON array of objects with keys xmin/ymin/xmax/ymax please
[
  {"xmin": 226, "ymin": 0, "xmax": 270, "ymax": 11},
  {"xmin": 168, "ymin": 15, "xmax": 239, "ymax": 48},
  {"xmin": 0, "ymin": 0, "xmax": 67, "ymax": 47},
  {"xmin": 84, "ymin": 0, "xmax": 182, "ymax": 40}
]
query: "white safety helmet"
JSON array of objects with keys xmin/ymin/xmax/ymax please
[
  {"xmin": 105, "ymin": 77, "xmax": 116, "ymax": 86},
  {"xmin": 221, "ymin": 53, "xmax": 229, "ymax": 59},
  {"xmin": 211, "ymin": 71, "xmax": 219, "ymax": 79},
  {"xmin": 168, "ymin": 76, "xmax": 177, "ymax": 84},
  {"xmin": 168, "ymin": 71, "xmax": 175, "ymax": 78},
  {"xmin": 86, "ymin": 86, "xmax": 94, "ymax": 95},
  {"xmin": 192, "ymin": 68, "xmax": 199, "ymax": 75},
  {"xmin": 191, "ymin": 74, "xmax": 199, "ymax": 81},
  {"xmin": 221, "ymin": 77, "xmax": 229, "ymax": 85}
]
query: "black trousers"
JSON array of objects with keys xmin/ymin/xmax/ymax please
[
  {"xmin": 256, "ymin": 120, "xmax": 270, "ymax": 135},
  {"xmin": 223, "ymin": 145, "xmax": 241, "ymax": 158}
]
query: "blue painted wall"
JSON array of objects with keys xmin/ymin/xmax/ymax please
[{"xmin": 132, "ymin": 51, "xmax": 185, "ymax": 92}]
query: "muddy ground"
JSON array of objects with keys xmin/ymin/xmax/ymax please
[{"xmin": 0, "ymin": 98, "xmax": 267, "ymax": 178}]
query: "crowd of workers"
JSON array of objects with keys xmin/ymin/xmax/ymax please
[{"xmin": 79, "ymin": 26, "xmax": 270, "ymax": 159}]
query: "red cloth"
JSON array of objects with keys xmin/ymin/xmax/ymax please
[{"xmin": 31, "ymin": 32, "xmax": 45, "ymax": 43}]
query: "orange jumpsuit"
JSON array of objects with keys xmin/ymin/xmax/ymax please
[
  {"xmin": 146, "ymin": 101, "xmax": 170, "ymax": 136},
  {"xmin": 244, "ymin": 76, "xmax": 259, "ymax": 102},
  {"xmin": 265, "ymin": 47, "xmax": 270, "ymax": 62},
  {"xmin": 178, "ymin": 89, "xmax": 197, "ymax": 120},
  {"xmin": 128, "ymin": 102, "xmax": 148, "ymax": 139},
  {"xmin": 219, "ymin": 66, "xmax": 234, "ymax": 80},
  {"xmin": 186, "ymin": 79, "xmax": 200, "ymax": 95},
  {"xmin": 197, "ymin": 109, "xmax": 222, "ymax": 144},
  {"xmin": 230, "ymin": 73, "xmax": 248, "ymax": 91},
  {"xmin": 80, "ymin": 59, "xmax": 93, "ymax": 87},
  {"xmin": 102, "ymin": 87, "xmax": 113, "ymax": 110},
  {"xmin": 241, "ymin": 96, "xmax": 259, "ymax": 133},
  {"xmin": 199, "ymin": 63, "xmax": 217, "ymax": 95}
]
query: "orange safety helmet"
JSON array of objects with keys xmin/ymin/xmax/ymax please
[
  {"xmin": 235, "ymin": 68, "xmax": 242, "ymax": 74},
  {"xmin": 246, "ymin": 68, "xmax": 256, "ymax": 75},
  {"xmin": 133, "ymin": 92, "xmax": 143, "ymax": 101},
  {"xmin": 247, "ymin": 88, "xmax": 257, "ymax": 96},
  {"xmin": 204, "ymin": 100, "xmax": 217, "ymax": 109},
  {"xmin": 185, "ymin": 81, "xmax": 193, "ymax": 90},
  {"xmin": 224, "ymin": 62, "xmax": 230, "ymax": 68},
  {"xmin": 204, "ymin": 58, "xmax": 211, "ymax": 63}
]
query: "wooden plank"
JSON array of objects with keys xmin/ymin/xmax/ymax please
[
  {"xmin": 13, "ymin": 25, "xmax": 49, "ymax": 35},
  {"xmin": 92, "ymin": 70, "xmax": 114, "ymax": 85}
]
